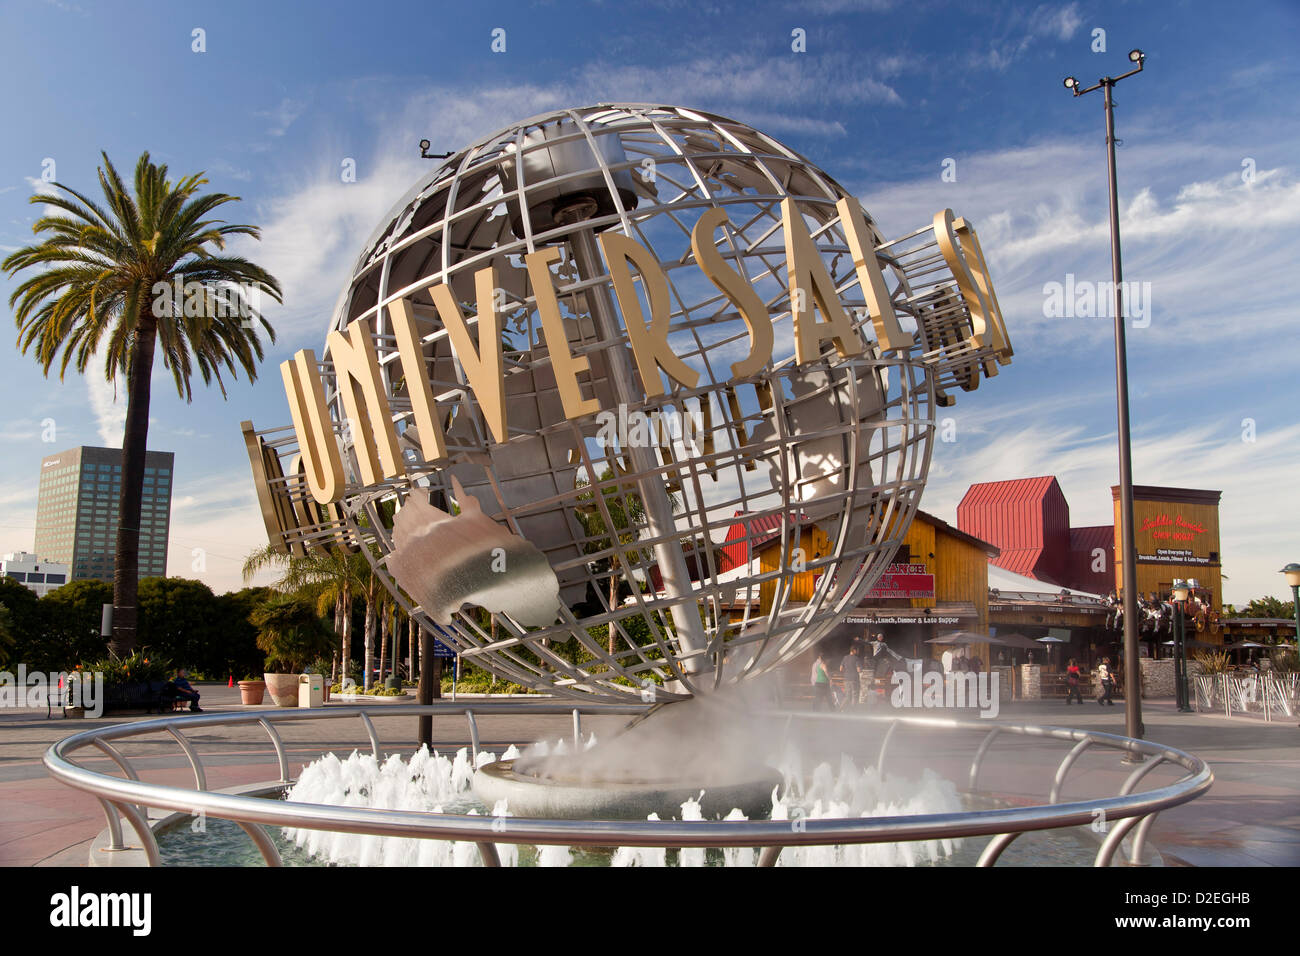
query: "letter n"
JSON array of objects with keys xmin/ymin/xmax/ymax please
[{"xmin": 326, "ymin": 319, "xmax": 403, "ymax": 486}]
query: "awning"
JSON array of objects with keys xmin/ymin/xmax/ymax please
[{"xmin": 845, "ymin": 602, "xmax": 978, "ymax": 626}]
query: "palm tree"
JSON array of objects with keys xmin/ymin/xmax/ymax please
[
  {"xmin": 4, "ymin": 152, "xmax": 280, "ymax": 657},
  {"xmin": 243, "ymin": 544, "xmax": 363, "ymax": 681},
  {"xmin": 575, "ymin": 469, "xmax": 678, "ymax": 656}
]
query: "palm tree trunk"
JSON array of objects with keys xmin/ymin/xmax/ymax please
[
  {"xmin": 363, "ymin": 589, "xmax": 376, "ymax": 690},
  {"xmin": 341, "ymin": 591, "xmax": 352, "ymax": 683},
  {"xmin": 378, "ymin": 603, "xmax": 390, "ymax": 685},
  {"xmin": 410, "ymin": 614, "xmax": 419, "ymax": 682},
  {"xmin": 408, "ymin": 613, "xmax": 416, "ymax": 680},
  {"xmin": 608, "ymin": 570, "xmax": 618, "ymax": 656},
  {"xmin": 109, "ymin": 312, "xmax": 158, "ymax": 658}
]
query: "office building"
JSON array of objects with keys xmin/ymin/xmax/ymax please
[
  {"xmin": 1, "ymin": 551, "xmax": 70, "ymax": 597},
  {"xmin": 34, "ymin": 446, "xmax": 174, "ymax": 582}
]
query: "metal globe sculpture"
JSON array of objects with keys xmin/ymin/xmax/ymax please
[{"xmin": 244, "ymin": 104, "xmax": 1012, "ymax": 703}]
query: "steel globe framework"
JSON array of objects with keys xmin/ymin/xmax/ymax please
[{"xmin": 244, "ymin": 104, "xmax": 1010, "ymax": 702}]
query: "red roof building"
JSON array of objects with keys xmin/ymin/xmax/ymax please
[{"xmin": 958, "ymin": 476, "xmax": 1114, "ymax": 594}]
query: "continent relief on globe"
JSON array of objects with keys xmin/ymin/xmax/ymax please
[{"xmin": 386, "ymin": 475, "xmax": 562, "ymax": 627}]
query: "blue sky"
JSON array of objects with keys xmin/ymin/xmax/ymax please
[{"xmin": 1, "ymin": 0, "xmax": 1297, "ymax": 603}]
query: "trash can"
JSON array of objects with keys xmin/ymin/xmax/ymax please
[{"xmin": 298, "ymin": 674, "xmax": 323, "ymax": 708}]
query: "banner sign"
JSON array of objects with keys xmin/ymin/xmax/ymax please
[{"xmin": 865, "ymin": 563, "xmax": 936, "ymax": 599}]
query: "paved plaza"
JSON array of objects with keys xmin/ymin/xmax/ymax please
[{"xmin": 1, "ymin": 682, "xmax": 1296, "ymax": 868}]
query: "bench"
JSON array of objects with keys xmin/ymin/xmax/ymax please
[{"xmin": 104, "ymin": 680, "xmax": 185, "ymax": 714}]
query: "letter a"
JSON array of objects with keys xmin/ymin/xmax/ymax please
[{"xmin": 782, "ymin": 198, "xmax": 866, "ymax": 365}]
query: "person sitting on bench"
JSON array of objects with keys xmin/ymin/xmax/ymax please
[{"xmin": 171, "ymin": 668, "xmax": 202, "ymax": 712}]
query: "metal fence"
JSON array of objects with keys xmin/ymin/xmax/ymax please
[
  {"xmin": 43, "ymin": 702, "xmax": 1212, "ymax": 868},
  {"xmin": 1193, "ymin": 673, "xmax": 1298, "ymax": 721}
]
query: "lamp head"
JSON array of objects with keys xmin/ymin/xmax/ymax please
[
  {"xmin": 1281, "ymin": 562, "xmax": 1300, "ymax": 588},
  {"xmin": 419, "ymin": 139, "xmax": 431, "ymax": 152},
  {"xmin": 1063, "ymin": 76, "xmax": 1078, "ymax": 92},
  {"xmin": 1171, "ymin": 579, "xmax": 1190, "ymax": 602},
  {"xmin": 1128, "ymin": 49, "xmax": 1145, "ymax": 63}
]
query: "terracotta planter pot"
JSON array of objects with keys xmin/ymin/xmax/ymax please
[
  {"xmin": 263, "ymin": 673, "xmax": 300, "ymax": 707},
  {"xmin": 238, "ymin": 680, "xmax": 266, "ymax": 705}
]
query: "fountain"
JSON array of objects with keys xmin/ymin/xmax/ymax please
[{"xmin": 41, "ymin": 106, "xmax": 1213, "ymax": 869}]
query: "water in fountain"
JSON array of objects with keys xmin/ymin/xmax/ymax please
[{"xmin": 281, "ymin": 741, "xmax": 963, "ymax": 867}]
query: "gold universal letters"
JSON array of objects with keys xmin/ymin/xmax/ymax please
[
  {"xmin": 280, "ymin": 350, "xmax": 344, "ymax": 504},
  {"xmin": 690, "ymin": 207, "xmax": 773, "ymax": 379},
  {"xmin": 276, "ymin": 206, "xmax": 1012, "ymax": 507},
  {"xmin": 525, "ymin": 248, "xmax": 601, "ymax": 419},
  {"xmin": 388, "ymin": 298, "xmax": 449, "ymax": 465},
  {"xmin": 325, "ymin": 317, "xmax": 403, "ymax": 486},
  {"xmin": 836, "ymin": 197, "xmax": 909, "ymax": 354},
  {"xmin": 781, "ymin": 198, "xmax": 868, "ymax": 365},
  {"xmin": 953, "ymin": 217, "xmax": 1012, "ymax": 364},
  {"xmin": 599, "ymin": 232, "xmax": 701, "ymax": 396},
  {"xmin": 426, "ymin": 267, "xmax": 508, "ymax": 444}
]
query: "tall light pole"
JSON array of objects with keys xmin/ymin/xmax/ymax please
[
  {"xmin": 1064, "ymin": 49, "xmax": 1147, "ymax": 745},
  {"xmin": 1282, "ymin": 563, "xmax": 1300, "ymax": 730}
]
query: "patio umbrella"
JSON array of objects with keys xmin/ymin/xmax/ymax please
[
  {"xmin": 925, "ymin": 631, "xmax": 994, "ymax": 645},
  {"xmin": 1037, "ymin": 634, "xmax": 1067, "ymax": 666}
]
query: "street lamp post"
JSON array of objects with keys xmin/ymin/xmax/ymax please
[
  {"xmin": 1171, "ymin": 579, "xmax": 1192, "ymax": 712},
  {"xmin": 1064, "ymin": 49, "xmax": 1147, "ymax": 746},
  {"xmin": 1281, "ymin": 561, "xmax": 1300, "ymax": 657},
  {"xmin": 1282, "ymin": 563, "xmax": 1300, "ymax": 730}
]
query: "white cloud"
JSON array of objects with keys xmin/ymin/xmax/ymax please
[
  {"xmin": 966, "ymin": 2, "xmax": 1083, "ymax": 71},
  {"xmin": 1028, "ymin": 3, "xmax": 1083, "ymax": 42},
  {"xmin": 857, "ymin": 138, "xmax": 1300, "ymax": 352},
  {"xmin": 165, "ymin": 471, "xmax": 280, "ymax": 592},
  {"xmin": 920, "ymin": 414, "xmax": 1300, "ymax": 607},
  {"xmin": 85, "ymin": 370, "xmax": 125, "ymax": 446},
  {"xmin": 256, "ymin": 97, "xmax": 308, "ymax": 137}
]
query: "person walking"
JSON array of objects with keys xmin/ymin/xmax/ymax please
[
  {"xmin": 839, "ymin": 645, "xmax": 861, "ymax": 710},
  {"xmin": 810, "ymin": 651, "xmax": 832, "ymax": 711},
  {"xmin": 1065, "ymin": 658, "xmax": 1083, "ymax": 705},
  {"xmin": 1096, "ymin": 657, "xmax": 1115, "ymax": 706}
]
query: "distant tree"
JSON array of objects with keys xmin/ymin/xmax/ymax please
[
  {"xmin": 0, "ymin": 604, "xmax": 14, "ymax": 668},
  {"xmin": 252, "ymin": 594, "xmax": 336, "ymax": 673},
  {"xmin": 137, "ymin": 577, "xmax": 218, "ymax": 672},
  {"xmin": 1237, "ymin": 596, "xmax": 1296, "ymax": 620},
  {"xmin": 243, "ymin": 544, "xmax": 366, "ymax": 680},
  {"xmin": 0, "ymin": 578, "xmax": 44, "ymax": 666},
  {"xmin": 40, "ymin": 579, "xmax": 114, "ymax": 667},
  {"xmin": 214, "ymin": 587, "xmax": 275, "ymax": 679}
]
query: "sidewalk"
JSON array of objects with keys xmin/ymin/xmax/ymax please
[{"xmin": 2, "ymin": 684, "xmax": 1296, "ymax": 866}]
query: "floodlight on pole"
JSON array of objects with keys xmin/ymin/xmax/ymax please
[{"xmin": 1061, "ymin": 48, "xmax": 1148, "ymax": 748}]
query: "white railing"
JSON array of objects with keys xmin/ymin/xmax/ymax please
[{"xmin": 1193, "ymin": 673, "xmax": 1297, "ymax": 720}]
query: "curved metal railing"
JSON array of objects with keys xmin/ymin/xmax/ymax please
[{"xmin": 43, "ymin": 702, "xmax": 1212, "ymax": 868}]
